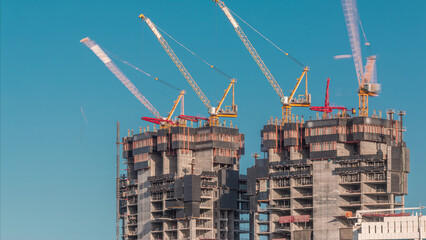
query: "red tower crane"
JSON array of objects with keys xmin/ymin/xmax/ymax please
[{"xmin": 310, "ymin": 78, "xmax": 348, "ymax": 114}]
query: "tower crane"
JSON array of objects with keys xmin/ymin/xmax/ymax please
[
  {"xmin": 341, "ymin": 0, "xmax": 380, "ymax": 117},
  {"xmin": 139, "ymin": 14, "xmax": 237, "ymax": 126},
  {"xmin": 310, "ymin": 78, "xmax": 348, "ymax": 114},
  {"xmin": 213, "ymin": 0, "xmax": 311, "ymax": 122},
  {"xmin": 80, "ymin": 37, "xmax": 185, "ymax": 128}
]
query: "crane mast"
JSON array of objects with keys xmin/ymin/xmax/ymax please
[
  {"xmin": 140, "ymin": 14, "xmax": 237, "ymax": 126},
  {"xmin": 80, "ymin": 37, "xmax": 161, "ymax": 119},
  {"xmin": 166, "ymin": 90, "xmax": 185, "ymax": 121},
  {"xmin": 214, "ymin": 0, "xmax": 310, "ymax": 122},
  {"xmin": 142, "ymin": 90, "xmax": 186, "ymax": 127},
  {"xmin": 310, "ymin": 78, "xmax": 348, "ymax": 115}
]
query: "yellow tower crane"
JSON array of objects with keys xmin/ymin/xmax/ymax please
[
  {"xmin": 139, "ymin": 14, "xmax": 237, "ymax": 126},
  {"xmin": 213, "ymin": 0, "xmax": 311, "ymax": 122}
]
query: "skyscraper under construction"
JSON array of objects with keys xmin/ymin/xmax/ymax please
[
  {"xmin": 247, "ymin": 111, "xmax": 409, "ymax": 240},
  {"xmin": 103, "ymin": 0, "xmax": 410, "ymax": 238},
  {"xmin": 117, "ymin": 109, "xmax": 409, "ymax": 240},
  {"xmin": 118, "ymin": 122, "xmax": 249, "ymax": 240}
]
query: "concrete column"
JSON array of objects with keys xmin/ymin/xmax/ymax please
[
  {"xmin": 137, "ymin": 169, "xmax": 152, "ymax": 240},
  {"xmin": 177, "ymin": 150, "xmax": 193, "ymax": 177},
  {"xmin": 289, "ymin": 146, "xmax": 303, "ymax": 160},
  {"xmin": 194, "ymin": 149, "xmax": 214, "ymax": 174},
  {"xmin": 268, "ymin": 148, "xmax": 281, "ymax": 162},
  {"xmin": 312, "ymin": 160, "xmax": 339, "ymax": 240},
  {"xmin": 162, "ymin": 152, "xmax": 170, "ymax": 174},
  {"xmin": 190, "ymin": 218, "xmax": 196, "ymax": 239}
]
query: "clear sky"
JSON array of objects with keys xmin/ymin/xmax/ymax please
[{"xmin": 1, "ymin": 0, "xmax": 425, "ymax": 239}]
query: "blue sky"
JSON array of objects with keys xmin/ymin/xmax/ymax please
[{"xmin": 1, "ymin": 0, "xmax": 425, "ymax": 239}]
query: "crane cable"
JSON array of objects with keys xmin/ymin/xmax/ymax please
[
  {"xmin": 103, "ymin": 49, "xmax": 181, "ymax": 91},
  {"xmin": 153, "ymin": 23, "xmax": 234, "ymax": 80},
  {"xmin": 359, "ymin": 19, "xmax": 375, "ymax": 57},
  {"xmin": 227, "ymin": 8, "xmax": 306, "ymax": 68},
  {"xmin": 359, "ymin": 20, "xmax": 369, "ymax": 46}
]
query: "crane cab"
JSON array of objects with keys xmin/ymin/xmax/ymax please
[
  {"xmin": 360, "ymin": 83, "xmax": 381, "ymax": 96},
  {"xmin": 281, "ymin": 97, "xmax": 289, "ymax": 105}
]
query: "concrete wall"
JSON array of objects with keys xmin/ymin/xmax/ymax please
[
  {"xmin": 195, "ymin": 149, "xmax": 214, "ymax": 174},
  {"xmin": 162, "ymin": 152, "xmax": 177, "ymax": 175},
  {"xmin": 177, "ymin": 150, "xmax": 193, "ymax": 178},
  {"xmin": 312, "ymin": 160, "xmax": 340, "ymax": 240},
  {"xmin": 138, "ymin": 168, "xmax": 152, "ymax": 240}
]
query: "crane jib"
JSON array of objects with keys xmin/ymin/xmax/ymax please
[
  {"xmin": 141, "ymin": 15, "xmax": 212, "ymax": 110},
  {"xmin": 216, "ymin": 0, "xmax": 285, "ymax": 100},
  {"xmin": 81, "ymin": 37, "xmax": 162, "ymax": 119}
]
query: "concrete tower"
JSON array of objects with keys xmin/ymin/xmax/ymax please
[
  {"xmin": 247, "ymin": 112, "xmax": 409, "ymax": 240},
  {"xmin": 119, "ymin": 123, "xmax": 250, "ymax": 240}
]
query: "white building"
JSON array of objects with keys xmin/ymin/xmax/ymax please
[{"xmin": 353, "ymin": 209, "xmax": 425, "ymax": 240}]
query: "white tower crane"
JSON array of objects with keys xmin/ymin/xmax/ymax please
[
  {"xmin": 80, "ymin": 37, "xmax": 185, "ymax": 128},
  {"xmin": 341, "ymin": 0, "xmax": 380, "ymax": 116}
]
